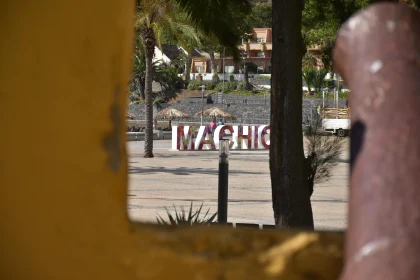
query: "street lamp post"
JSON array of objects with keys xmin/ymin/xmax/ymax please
[
  {"xmin": 200, "ymin": 85, "xmax": 205, "ymax": 126},
  {"xmin": 222, "ymin": 47, "xmax": 225, "ymax": 103}
]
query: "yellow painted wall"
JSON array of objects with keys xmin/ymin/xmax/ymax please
[{"xmin": 0, "ymin": 1, "xmax": 343, "ymax": 279}]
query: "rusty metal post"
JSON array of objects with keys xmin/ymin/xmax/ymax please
[{"xmin": 333, "ymin": 3, "xmax": 420, "ymax": 280}]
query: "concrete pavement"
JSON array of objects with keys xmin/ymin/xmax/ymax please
[{"xmin": 127, "ymin": 139, "xmax": 349, "ymax": 230}]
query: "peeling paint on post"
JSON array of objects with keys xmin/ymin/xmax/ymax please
[
  {"xmin": 103, "ymin": 86, "xmax": 123, "ymax": 173},
  {"xmin": 334, "ymin": 3, "xmax": 420, "ymax": 279}
]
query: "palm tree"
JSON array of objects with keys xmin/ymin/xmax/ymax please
[
  {"xmin": 136, "ymin": 0, "xmax": 252, "ymax": 158},
  {"xmin": 136, "ymin": 0, "xmax": 163, "ymax": 157},
  {"xmin": 313, "ymin": 68, "xmax": 328, "ymax": 93},
  {"xmin": 174, "ymin": 0, "xmax": 252, "ymax": 60},
  {"xmin": 135, "ymin": 0, "xmax": 198, "ymax": 158},
  {"xmin": 302, "ymin": 67, "xmax": 317, "ymax": 94},
  {"xmin": 130, "ymin": 51, "xmax": 167, "ymax": 101}
]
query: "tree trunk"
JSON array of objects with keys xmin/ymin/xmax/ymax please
[
  {"xmin": 244, "ymin": 64, "xmax": 250, "ymax": 90},
  {"xmin": 270, "ymin": 0, "xmax": 314, "ymax": 229},
  {"xmin": 209, "ymin": 52, "xmax": 216, "ymax": 74},
  {"xmin": 142, "ymin": 28, "xmax": 155, "ymax": 158},
  {"xmin": 185, "ymin": 52, "xmax": 192, "ymax": 85},
  {"xmin": 209, "ymin": 52, "xmax": 219, "ymax": 83},
  {"xmin": 139, "ymin": 77, "xmax": 145, "ymax": 101}
]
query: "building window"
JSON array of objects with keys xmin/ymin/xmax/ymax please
[
  {"xmin": 256, "ymin": 37, "xmax": 265, "ymax": 43},
  {"xmin": 257, "ymin": 52, "xmax": 265, "ymax": 58},
  {"xmin": 224, "ymin": 66, "xmax": 234, "ymax": 73},
  {"xmin": 195, "ymin": 66, "xmax": 202, "ymax": 73}
]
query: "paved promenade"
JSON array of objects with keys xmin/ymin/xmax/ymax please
[{"xmin": 127, "ymin": 139, "xmax": 349, "ymax": 230}]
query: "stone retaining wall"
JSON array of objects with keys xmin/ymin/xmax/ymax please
[{"xmin": 128, "ymin": 96, "xmax": 348, "ymax": 125}]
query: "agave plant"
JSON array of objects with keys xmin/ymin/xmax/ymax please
[{"xmin": 156, "ymin": 202, "xmax": 217, "ymax": 226}]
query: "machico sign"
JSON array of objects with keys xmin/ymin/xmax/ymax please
[{"xmin": 171, "ymin": 125, "xmax": 270, "ymax": 150}]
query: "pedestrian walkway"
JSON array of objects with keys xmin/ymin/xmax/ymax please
[{"xmin": 127, "ymin": 140, "xmax": 349, "ymax": 230}]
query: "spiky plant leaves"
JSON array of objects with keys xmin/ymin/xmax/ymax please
[
  {"xmin": 164, "ymin": 207, "xmax": 177, "ymax": 226},
  {"xmin": 202, "ymin": 207, "xmax": 210, "ymax": 221},
  {"xmin": 207, "ymin": 212, "xmax": 217, "ymax": 223},
  {"xmin": 193, "ymin": 203, "xmax": 204, "ymax": 224},
  {"xmin": 305, "ymin": 116, "xmax": 346, "ymax": 196},
  {"xmin": 156, "ymin": 202, "xmax": 216, "ymax": 226},
  {"xmin": 187, "ymin": 201, "xmax": 193, "ymax": 221},
  {"xmin": 156, "ymin": 213, "xmax": 168, "ymax": 225}
]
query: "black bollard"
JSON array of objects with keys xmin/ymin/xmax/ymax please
[{"xmin": 217, "ymin": 139, "xmax": 229, "ymax": 224}]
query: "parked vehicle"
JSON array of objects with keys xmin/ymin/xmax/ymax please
[
  {"xmin": 322, "ymin": 118, "xmax": 350, "ymax": 136},
  {"xmin": 319, "ymin": 107, "xmax": 351, "ymax": 137}
]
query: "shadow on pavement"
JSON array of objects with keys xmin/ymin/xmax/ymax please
[{"xmin": 128, "ymin": 166, "xmax": 264, "ymax": 175}]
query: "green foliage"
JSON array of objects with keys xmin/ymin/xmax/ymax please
[
  {"xmin": 187, "ymin": 79, "xmax": 269, "ymax": 94},
  {"xmin": 174, "ymin": 0, "xmax": 253, "ymax": 60},
  {"xmin": 130, "ymin": 52, "xmax": 168, "ymax": 100},
  {"xmin": 236, "ymin": 80, "xmax": 244, "ymax": 90},
  {"xmin": 128, "ymin": 92, "xmax": 138, "ymax": 103},
  {"xmin": 187, "ymin": 80, "xmax": 216, "ymax": 90},
  {"xmin": 153, "ymin": 97, "xmax": 166, "ymax": 105},
  {"xmin": 215, "ymin": 81, "xmax": 240, "ymax": 93},
  {"xmin": 313, "ymin": 68, "xmax": 328, "ymax": 93},
  {"xmin": 247, "ymin": 2, "xmax": 272, "ymax": 28},
  {"xmin": 258, "ymin": 88, "xmax": 271, "ymax": 96},
  {"xmin": 302, "ymin": 67, "xmax": 327, "ymax": 93},
  {"xmin": 186, "ymin": 80, "xmax": 201, "ymax": 90},
  {"xmin": 132, "ymin": 99, "xmax": 145, "ymax": 105},
  {"xmin": 232, "ymin": 89, "xmax": 254, "ymax": 95},
  {"xmin": 255, "ymin": 75, "xmax": 271, "ymax": 80},
  {"xmin": 156, "ymin": 202, "xmax": 217, "ymax": 226},
  {"xmin": 302, "ymin": 52, "xmax": 319, "ymax": 70},
  {"xmin": 301, "ymin": 0, "xmax": 374, "ymax": 71},
  {"xmin": 302, "ymin": 67, "xmax": 317, "ymax": 92},
  {"xmin": 157, "ymin": 65, "xmax": 183, "ymax": 100}
]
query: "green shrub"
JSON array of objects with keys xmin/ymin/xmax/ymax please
[
  {"xmin": 156, "ymin": 202, "xmax": 217, "ymax": 226},
  {"xmin": 313, "ymin": 68, "xmax": 328, "ymax": 93},
  {"xmin": 236, "ymin": 80, "xmax": 245, "ymax": 90},
  {"xmin": 187, "ymin": 80, "xmax": 215, "ymax": 90},
  {"xmin": 215, "ymin": 81, "xmax": 238, "ymax": 93},
  {"xmin": 203, "ymin": 81, "xmax": 215, "ymax": 90},
  {"xmin": 255, "ymin": 75, "xmax": 271, "ymax": 80},
  {"xmin": 153, "ymin": 97, "xmax": 166, "ymax": 105},
  {"xmin": 258, "ymin": 88, "xmax": 271, "ymax": 96},
  {"xmin": 338, "ymin": 91, "xmax": 349, "ymax": 99},
  {"xmin": 302, "ymin": 67, "xmax": 318, "ymax": 92},
  {"xmin": 187, "ymin": 80, "xmax": 202, "ymax": 90}
]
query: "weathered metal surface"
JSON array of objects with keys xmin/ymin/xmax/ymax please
[{"xmin": 333, "ymin": 3, "xmax": 420, "ymax": 280}]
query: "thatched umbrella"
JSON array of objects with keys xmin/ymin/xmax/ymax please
[
  {"xmin": 195, "ymin": 107, "xmax": 237, "ymax": 120},
  {"xmin": 155, "ymin": 107, "xmax": 192, "ymax": 127}
]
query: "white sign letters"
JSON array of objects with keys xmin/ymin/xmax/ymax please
[{"xmin": 171, "ymin": 125, "xmax": 270, "ymax": 150}]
